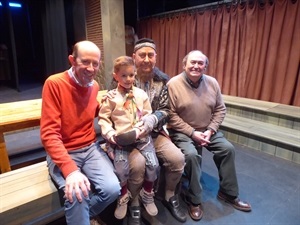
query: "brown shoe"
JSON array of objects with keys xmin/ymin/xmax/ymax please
[
  {"xmin": 188, "ymin": 204, "xmax": 203, "ymax": 221},
  {"xmin": 217, "ymin": 191, "xmax": 252, "ymax": 212},
  {"xmin": 139, "ymin": 188, "xmax": 158, "ymax": 216},
  {"xmin": 114, "ymin": 191, "xmax": 131, "ymax": 219}
]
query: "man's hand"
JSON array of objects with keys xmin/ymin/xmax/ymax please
[
  {"xmin": 141, "ymin": 114, "xmax": 158, "ymax": 134},
  {"xmin": 65, "ymin": 170, "xmax": 90, "ymax": 203},
  {"xmin": 101, "ymin": 89, "xmax": 117, "ymax": 103},
  {"xmin": 192, "ymin": 130, "xmax": 212, "ymax": 146}
]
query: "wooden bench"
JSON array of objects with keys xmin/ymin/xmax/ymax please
[
  {"xmin": 0, "ymin": 90, "xmax": 107, "ymax": 174},
  {"xmin": 221, "ymin": 95, "xmax": 300, "ymax": 162},
  {"xmin": 223, "ymin": 95, "xmax": 300, "ymax": 119},
  {"xmin": 0, "ymin": 161, "xmax": 64, "ymax": 225}
]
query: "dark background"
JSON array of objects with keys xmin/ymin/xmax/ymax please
[
  {"xmin": 0, "ymin": 0, "xmax": 217, "ymax": 88},
  {"xmin": 125, "ymin": 0, "xmax": 219, "ymax": 28}
]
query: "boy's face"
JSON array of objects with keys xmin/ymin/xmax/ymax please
[{"xmin": 113, "ymin": 65, "xmax": 135, "ymax": 89}]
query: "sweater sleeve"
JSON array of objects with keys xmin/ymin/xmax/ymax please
[{"xmin": 40, "ymin": 77, "xmax": 78, "ymax": 178}]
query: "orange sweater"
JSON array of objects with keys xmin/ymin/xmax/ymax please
[{"xmin": 40, "ymin": 71, "xmax": 100, "ymax": 178}]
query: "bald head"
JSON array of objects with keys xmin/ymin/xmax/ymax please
[
  {"xmin": 72, "ymin": 41, "xmax": 101, "ymax": 59},
  {"xmin": 182, "ymin": 50, "xmax": 209, "ymax": 67}
]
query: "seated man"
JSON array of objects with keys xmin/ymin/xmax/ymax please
[
  {"xmin": 40, "ymin": 40, "xmax": 120, "ymax": 225},
  {"xmin": 167, "ymin": 50, "xmax": 252, "ymax": 221}
]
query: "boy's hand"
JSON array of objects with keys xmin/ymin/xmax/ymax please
[
  {"xmin": 133, "ymin": 127, "xmax": 141, "ymax": 139},
  {"xmin": 109, "ymin": 135, "xmax": 117, "ymax": 145}
]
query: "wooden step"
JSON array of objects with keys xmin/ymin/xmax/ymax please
[{"xmin": 221, "ymin": 114, "xmax": 300, "ymax": 150}]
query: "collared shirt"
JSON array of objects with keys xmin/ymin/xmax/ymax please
[
  {"xmin": 184, "ymin": 73, "xmax": 203, "ymax": 89},
  {"xmin": 68, "ymin": 67, "xmax": 94, "ymax": 87}
]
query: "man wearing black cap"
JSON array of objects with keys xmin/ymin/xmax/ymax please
[{"xmin": 110, "ymin": 38, "xmax": 186, "ymax": 224}]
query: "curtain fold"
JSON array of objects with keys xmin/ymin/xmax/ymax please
[
  {"xmin": 137, "ymin": 0, "xmax": 300, "ymax": 106},
  {"xmin": 42, "ymin": 0, "xmax": 69, "ymax": 77}
]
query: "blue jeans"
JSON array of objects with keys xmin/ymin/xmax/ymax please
[{"xmin": 47, "ymin": 141, "xmax": 120, "ymax": 225}]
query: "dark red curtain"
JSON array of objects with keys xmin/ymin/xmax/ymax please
[{"xmin": 137, "ymin": 0, "xmax": 300, "ymax": 106}]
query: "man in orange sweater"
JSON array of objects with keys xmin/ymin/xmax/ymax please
[{"xmin": 40, "ymin": 40, "xmax": 120, "ymax": 225}]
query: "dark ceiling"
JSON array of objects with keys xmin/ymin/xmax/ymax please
[
  {"xmin": 138, "ymin": 0, "xmax": 220, "ymax": 17},
  {"xmin": 124, "ymin": 0, "xmax": 220, "ymax": 28}
]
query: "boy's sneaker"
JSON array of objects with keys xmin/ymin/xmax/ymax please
[
  {"xmin": 139, "ymin": 188, "xmax": 158, "ymax": 216},
  {"xmin": 114, "ymin": 191, "xmax": 131, "ymax": 219}
]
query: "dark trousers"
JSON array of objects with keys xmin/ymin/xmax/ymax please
[{"xmin": 169, "ymin": 130, "xmax": 239, "ymax": 205}]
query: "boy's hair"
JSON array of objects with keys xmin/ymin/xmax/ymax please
[{"xmin": 113, "ymin": 56, "xmax": 135, "ymax": 73}]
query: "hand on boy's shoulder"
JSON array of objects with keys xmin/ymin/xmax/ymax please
[{"xmin": 101, "ymin": 89, "xmax": 117, "ymax": 103}]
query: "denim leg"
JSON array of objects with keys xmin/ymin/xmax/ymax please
[
  {"xmin": 47, "ymin": 143, "xmax": 120, "ymax": 225},
  {"xmin": 206, "ymin": 132, "xmax": 239, "ymax": 196},
  {"xmin": 114, "ymin": 148, "xmax": 130, "ymax": 184},
  {"xmin": 169, "ymin": 132, "xmax": 202, "ymax": 205},
  {"xmin": 138, "ymin": 136, "xmax": 159, "ymax": 182},
  {"xmin": 81, "ymin": 144, "xmax": 120, "ymax": 218},
  {"xmin": 47, "ymin": 155, "xmax": 91, "ymax": 225}
]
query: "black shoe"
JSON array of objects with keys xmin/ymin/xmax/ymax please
[
  {"xmin": 163, "ymin": 195, "xmax": 187, "ymax": 222},
  {"xmin": 128, "ymin": 206, "xmax": 141, "ymax": 225}
]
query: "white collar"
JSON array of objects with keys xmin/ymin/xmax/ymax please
[{"xmin": 68, "ymin": 67, "xmax": 93, "ymax": 87}]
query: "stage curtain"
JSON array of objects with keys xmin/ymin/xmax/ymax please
[{"xmin": 137, "ymin": 0, "xmax": 300, "ymax": 106}]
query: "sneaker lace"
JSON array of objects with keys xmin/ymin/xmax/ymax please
[
  {"xmin": 118, "ymin": 192, "xmax": 131, "ymax": 206},
  {"xmin": 141, "ymin": 189, "xmax": 155, "ymax": 204}
]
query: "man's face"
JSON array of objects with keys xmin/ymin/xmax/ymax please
[
  {"xmin": 113, "ymin": 65, "xmax": 135, "ymax": 90},
  {"xmin": 184, "ymin": 51, "xmax": 207, "ymax": 81},
  {"xmin": 133, "ymin": 47, "xmax": 156, "ymax": 75},
  {"xmin": 69, "ymin": 48, "xmax": 101, "ymax": 87}
]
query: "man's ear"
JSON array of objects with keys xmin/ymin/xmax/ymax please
[{"xmin": 68, "ymin": 55, "xmax": 75, "ymax": 66}]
